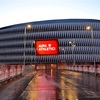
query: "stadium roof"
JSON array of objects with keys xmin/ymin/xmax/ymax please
[{"xmin": 0, "ymin": 19, "xmax": 100, "ymax": 30}]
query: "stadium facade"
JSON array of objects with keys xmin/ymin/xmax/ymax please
[{"xmin": 0, "ymin": 19, "xmax": 100, "ymax": 67}]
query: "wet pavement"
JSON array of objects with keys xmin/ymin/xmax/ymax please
[{"xmin": 18, "ymin": 70, "xmax": 100, "ymax": 100}]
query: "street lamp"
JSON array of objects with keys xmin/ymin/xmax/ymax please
[
  {"xmin": 23, "ymin": 24, "xmax": 32, "ymax": 75},
  {"xmin": 33, "ymin": 41, "xmax": 36, "ymax": 69},
  {"xmin": 31, "ymin": 41, "xmax": 36, "ymax": 69},
  {"xmin": 61, "ymin": 48, "xmax": 66, "ymax": 68},
  {"xmin": 86, "ymin": 26, "xmax": 96, "ymax": 75},
  {"xmin": 69, "ymin": 41, "xmax": 76, "ymax": 68},
  {"xmin": 31, "ymin": 41, "xmax": 33, "ymax": 67}
]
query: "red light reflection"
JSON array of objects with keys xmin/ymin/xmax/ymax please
[{"xmin": 36, "ymin": 71, "xmax": 57, "ymax": 100}]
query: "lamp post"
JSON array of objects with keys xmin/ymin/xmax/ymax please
[
  {"xmin": 31, "ymin": 41, "xmax": 33, "ymax": 67},
  {"xmin": 61, "ymin": 48, "xmax": 66, "ymax": 68},
  {"xmin": 31, "ymin": 41, "xmax": 36, "ymax": 69},
  {"xmin": 33, "ymin": 41, "xmax": 36, "ymax": 70},
  {"xmin": 23, "ymin": 24, "xmax": 32, "ymax": 75},
  {"xmin": 86, "ymin": 26, "xmax": 96, "ymax": 75},
  {"xmin": 69, "ymin": 41, "xmax": 76, "ymax": 68}
]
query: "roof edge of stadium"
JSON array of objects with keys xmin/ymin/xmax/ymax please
[{"xmin": 0, "ymin": 18, "xmax": 100, "ymax": 30}]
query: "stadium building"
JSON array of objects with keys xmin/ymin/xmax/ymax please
[{"xmin": 0, "ymin": 19, "xmax": 100, "ymax": 69}]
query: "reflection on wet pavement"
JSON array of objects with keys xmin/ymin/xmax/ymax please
[
  {"xmin": 1, "ymin": 69, "xmax": 100, "ymax": 100},
  {"xmin": 18, "ymin": 70, "xmax": 100, "ymax": 100},
  {"xmin": 60, "ymin": 71, "xmax": 100, "ymax": 100},
  {"xmin": 18, "ymin": 70, "xmax": 57, "ymax": 100}
]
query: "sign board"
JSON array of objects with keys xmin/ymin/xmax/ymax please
[{"xmin": 35, "ymin": 39, "xmax": 59, "ymax": 55}]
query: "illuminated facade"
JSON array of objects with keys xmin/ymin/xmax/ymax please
[{"xmin": 0, "ymin": 19, "xmax": 100, "ymax": 65}]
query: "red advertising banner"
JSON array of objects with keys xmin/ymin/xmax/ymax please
[{"xmin": 35, "ymin": 39, "xmax": 59, "ymax": 55}]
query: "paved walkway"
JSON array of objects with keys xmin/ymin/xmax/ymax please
[
  {"xmin": 18, "ymin": 69, "xmax": 100, "ymax": 100},
  {"xmin": 0, "ymin": 70, "xmax": 37, "ymax": 100}
]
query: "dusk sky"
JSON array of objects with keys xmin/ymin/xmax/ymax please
[{"xmin": 0, "ymin": 0, "xmax": 100, "ymax": 28}]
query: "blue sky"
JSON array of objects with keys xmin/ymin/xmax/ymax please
[{"xmin": 0, "ymin": 0, "xmax": 100, "ymax": 27}]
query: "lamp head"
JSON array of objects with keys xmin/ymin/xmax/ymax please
[
  {"xmin": 69, "ymin": 41, "xmax": 72, "ymax": 44},
  {"xmin": 86, "ymin": 26, "xmax": 91, "ymax": 30},
  {"xmin": 26, "ymin": 24, "xmax": 32, "ymax": 29},
  {"xmin": 62, "ymin": 48, "xmax": 64, "ymax": 50}
]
